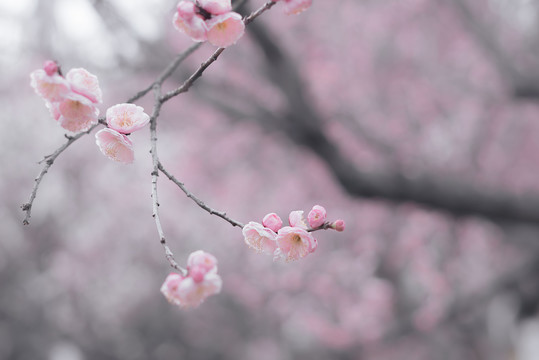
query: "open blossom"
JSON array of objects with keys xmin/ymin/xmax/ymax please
[
  {"xmin": 161, "ymin": 250, "xmax": 223, "ymax": 308},
  {"xmin": 206, "ymin": 12, "xmax": 245, "ymax": 48},
  {"xmin": 173, "ymin": 0, "xmax": 244, "ymax": 47},
  {"xmin": 242, "ymin": 221, "xmax": 278, "ymax": 254},
  {"xmin": 173, "ymin": 2, "xmax": 208, "ymax": 42},
  {"xmin": 279, "ymin": 0, "xmax": 313, "ymax": 15},
  {"xmin": 30, "ymin": 68, "xmax": 71, "ymax": 103},
  {"xmin": 49, "ymin": 93, "xmax": 99, "ymax": 133},
  {"xmin": 95, "ymin": 128, "xmax": 134, "ymax": 164},
  {"xmin": 187, "ymin": 250, "xmax": 218, "ymax": 274},
  {"xmin": 307, "ymin": 205, "xmax": 327, "ymax": 228},
  {"xmin": 106, "ymin": 103, "xmax": 150, "ymax": 134},
  {"xmin": 289, "ymin": 210, "xmax": 308, "ymax": 229},
  {"xmin": 275, "ymin": 226, "xmax": 317, "ymax": 261},
  {"xmin": 66, "ymin": 68, "xmax": 103, "ymax": 104},
  {"xmin": 262, "ymin": 213, "xmax": 283, "ymax": 233}
]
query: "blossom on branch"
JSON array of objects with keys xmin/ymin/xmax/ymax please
[
  {"xmin": 262, "ymin": 213, "xmax": 283, "ymax": 233},
  {"xmin": 51, "ymin": 93, "xmax": 100, "ymax": 133},
  {"xmin": 95, "ymin": 128, "xmax": 134, "ymax": 164},
  {"xmin": 30, "ymin": 61, "xmax": 103, "ymax": 133},
  {"xmin": 173, "ymin": 0, "xmax": 244, "ymax": 47},
  {"xmin": 274, "ymin": 226, "xmax": 317, "ymax": 262},
  {"xmin": 161, "ymin": 250, "xmax": 222, "ymax": 308},
  {"xmin": 206, "ymin": 12, "xmax": 245, "ymax": 48},
  {"xmin": 66, "ymin": 68, "xmax": 103, "ymax": 104},
  {"xmin": 242, "ymin": 221, "xmax": 278, "ymax": 254},
  {"xmin": 106, "ymin": 103, "xmax": 150, "ymax": 134},
  {"xmin": 307, "ymin": 205, "xmax": 327, "ymax": 228}
]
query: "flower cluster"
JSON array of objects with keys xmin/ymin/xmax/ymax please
[
  {"xmin": 160, "ymin": 250, "xmax": 223, "ymax": 308},
  {"xmin": 276, "ymin": 0, "xmax": 313, "ymax": 15},
  {"xmin": 30, "ymin": 60, "xmax": 102, "ymax": 133},
  {"xmin": 95, "ymin": 104, "xmax": 150, "ymax": 164},
  {"xmin": 242, "ymin": 205, "xmax": 345, "ymax": 262},
  {"xmin": 173, "ymin": 0, "xmax": 245, "ymax": 48}
]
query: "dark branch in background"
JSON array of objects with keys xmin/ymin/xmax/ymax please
[
  {"xmin": 443, "ymin": 0, "xmax": 539, "ymax": 99},
  {"xmin": 244, "ymin": 10, "xmax": 539, "ymax": 225}
]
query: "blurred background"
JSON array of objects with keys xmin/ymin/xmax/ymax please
[{"xmin": 2, "ymin": 0, "xmax": 539, "ymax": 359}]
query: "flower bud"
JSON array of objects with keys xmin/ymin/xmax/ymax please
[
  {"xmin": 262, "ymin": 213, "xmax": 283, "ymax": 232},
  {"xmin": 331, "ymin": 219, "xmax": 345, "ymax": 232},
  {"xmin": 307, "ymin": 205, "xmax": 327, "ymax": 228}
]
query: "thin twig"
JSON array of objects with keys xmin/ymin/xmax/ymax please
[
  {"xmin": 150, "ymin": 84, "xmax": 187, "ymax": 274},
  {"xmin": 21, "ymin": 122, "xmax": 101, "ymax": 225},
  {"xmin": 158, "ymin": 162, "xmax": 245, "ymax": 229}
]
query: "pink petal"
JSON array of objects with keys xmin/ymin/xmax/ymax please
[
  {"xmin": 106, "ymin": 103, "xmax": 150, "ymax": 134},
  {"xmin": 95, "ymin": 128, "xmax": 134, "ymax": 164},
  {"xmin": 206, "ymin": 12, "xmax": 245, "ymax": 48}
]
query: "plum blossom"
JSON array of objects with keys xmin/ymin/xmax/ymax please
[
  {"xmin": 275, "ymin": 226, "xmax": 317, "ymax": 261},
  {"xmin": 262, "ymin": 213, "xmax": 283, "ymax": 233},
  {"xmin": 173, "ymin": 0, "xmax": 244, "ymax": 47},
  {"xmin": 289, "ymin": 210, "xmax": 308, "ymax": 229},
  {"xmin": 30, "ymin": 67, "xmax": 71, "ymax": 103},
  {"xmin": 161, "ymin": 250, "xmax": 222, "ymax": 308},
  {"xmin": 187, "ymin": 250, "xmax": 218, "ymax": 274},
  {"xmin": 31, "ymin": 61, "xmax": 103, "ymax": 133},
  {"xmin": 66, "ymin": 68, "xmax": 103, "ymax": 104},
  {"xmin": 95, "ymin": 128, "xmax": 134, "ymax": 164},
  {"xmin": 50, "ymin": 93, "xmax": 99, "ymax": 133},
  {"xmin": 173, "ymin": 2, "xmax": 208, "ymax": 42},
  {"xmin": 307, "ymin": 205, "xmax": 327, "ymax": 228},
  {"xmin": 331, "ymin": 219, "xmax": 345, "ymax": 232},
  {"xmin": 242, "ymin": 221, "xmax": 278, "ymax": 254},
  {"xmin": 278, "ymin": 0, "xmax": 313, "ymax": 15},
  {"xmin": 206, "ymin": 12, "xmax": 245, "ymax": 48},
  {"xmin": 106, "ymin": 103, "xmax": 150, "ymax": 134}
]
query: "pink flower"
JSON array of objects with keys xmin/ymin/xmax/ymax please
[
  {"xmin": 106, "ymin": 103, "xmax": 150, "ymax": 134},
  {"xmin": 307, "ymin": 205, "xmax": 327, "ymax": 228},
  {"xmin": 164, "ymin": 273, "xmax": 222, "ymax": 308},
  {"xmin": 30, "ymin": 69, "xmax": 71, "ymax": 103},
  {"xmin": 50, "ymin": 93, "xmax": 99, "ymax": 133},
  {"xmin": 206, "ymin": 12, "xmax": 245, "ymax": 48},
  {"xmin": 160, "ymin": 272, "xmax": 185, "ymax": 305},
  {"xmin": 280, "ymin": 0, "xmax": 312, "ymax": 15},
  {"xmin": 288, "ymin": 210, "xmax": 308, "ymax": 229},
  {"xmin": 275, "ymin": 226, "xmax": 317, "ymax": 261},
  {"xmin": 95, "ymin": 128, "xmax": 135, "ymax": 164},
  {"xmin": 66, "ymin": 68, "xmax": 103, "ymax": 104},
  {"xmin": 187, "ymin": 250, "xmax": 218, "ymax": 274},
  {"xmin": 262, "ymin": 213, "xmax": 283, "ymax": 233},
  {"xmin": 173, "ymin": 3, "xmax": 208, "ymax": 42},
  {"xmin": 161, "ymin": 251, "xmax": 223, "ymax": 308},
  {"xmin": 198, "ymin": 0, "xmax": 232, "ymax": 15},
  {"xmin": 242, "ymin": 221, "xmax": 278, "ymax": 255},
  {"xmin": 331, "ymin": 219, "xmax": 345, "ymax": 232}
]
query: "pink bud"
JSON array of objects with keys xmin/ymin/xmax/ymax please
[
  {"xmin": 43, "ymin": 60, "xmax": 59, "ymax": 76},
  {"xmin": 307, "ymin": 205, "xmax": 327, "ymax": 228},
  {"xmin": 262, "ymin": 213, "xmax": 283, "ymax": 232},
  {"xmin": 332, "ymin": 219, "xmax": 345, "ymax": 232},
  {"xmin": 189, "ymin": 266, "xmax": 206, "ymax": 283}
]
